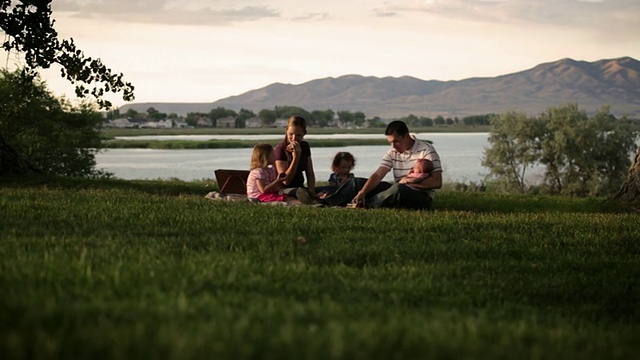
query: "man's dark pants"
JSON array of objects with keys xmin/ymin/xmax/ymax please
[{"xmin": 324, "ymin": 177, "xmax": 433, "ymax": 210}]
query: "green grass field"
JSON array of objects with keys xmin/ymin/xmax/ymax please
[{"xmin": 1, "ymin": 177, "xmax": 638, "ymax": 359}]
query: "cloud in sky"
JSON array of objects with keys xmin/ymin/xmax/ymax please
[
  {"xmin": 291, "ymin": 13, "xmax": 332, "ymax": 22},
  {"xmin": 51, "ymin": 0, "xmax": 640, "ymax": 45},
  {"xmin": 27, "ymin": 0, "xmax": 640, "ymax": 105},
  {"xmin": 54, "ymin": 0, "xmax": 639, "ymax": 29},
  {"xmin": 53, "ymin": 0, "xmax": 281, "ymax": 25},
  {"xmin": 375, "ymin": 0, "xmax": 640, "ymax": 41}
]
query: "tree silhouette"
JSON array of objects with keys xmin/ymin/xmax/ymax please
[
  {"xmin": 1, "ymin": 0, "xmax": 134, "ymax": 108},
  {"xmin": 1, "ymin": 0, "xmax": 134, "ymax": 175}
]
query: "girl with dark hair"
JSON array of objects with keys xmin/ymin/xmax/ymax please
[{"xmin": 315, "ymin": 151, "xmax": 357, "ymax": 198}]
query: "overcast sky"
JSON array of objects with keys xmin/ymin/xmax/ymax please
[{"xmin": 9, "ymin": 0, "xmax": 640, "ymax": 107}]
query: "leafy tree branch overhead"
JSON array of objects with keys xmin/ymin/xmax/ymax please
[{"xmin": 0, "ymin": 0, "xmax": 134, "ymax": 108}]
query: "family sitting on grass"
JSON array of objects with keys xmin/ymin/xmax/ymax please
[{"xmin": 246, "ymin": 115, "xmax": 442, "ymax": 210}]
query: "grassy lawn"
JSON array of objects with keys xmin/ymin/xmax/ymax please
[{"xmin": 1, "ymin": 176, "xmax": 638, "ymax": 359}]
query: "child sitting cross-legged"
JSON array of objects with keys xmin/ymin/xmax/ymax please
[{"xmin": 317, "ymin": 151, "xmax": 356, "ymax": 198}]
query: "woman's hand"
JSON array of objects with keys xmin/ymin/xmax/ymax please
[
  {"xmin": 277, "ymin": 172, "xmax": 287, "ymax": 187},
  {"xmin": 291, "ymin": 141, "xmax": 302, "ymax": 157}
]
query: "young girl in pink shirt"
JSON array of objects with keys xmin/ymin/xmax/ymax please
[{"xmin": 247, "ymin": 143, "xmax": 301, "ymax": 204}]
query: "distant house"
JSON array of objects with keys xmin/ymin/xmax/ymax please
[
  {"xmin": 216, "ymin": 116, "xmax": 236, "ymax": 128},
  {"xmin": 196, "ymin": 117, "xmax": 213, "ymax": 127},
  {"xmin": 245, "ymin": 117, "xmax": 262, "ymax": 128},
  {"xmin": 128, "ymin": 117, "xmax": 148, "ymax": 128},
  {"xmin": 272, "ymin": 118, "xmax": 289, "ymax": 128},
  {"xmin": 105, "ymin": 117, "xmax": 135, "ymax": 128},
  {"xmin": 140, "ymin": 120, "xmax": 172, "ymax": 128},
  {"xmin": 173, "ymin": 119, "xmax": 190, "ymax": 128},
  {"xmin": 156, "ymin": 119, "xmax": 173, "ymax": 128},
  {"xmin": 326, "ymin": 118, "xmax": 341, "ymax": 128}
]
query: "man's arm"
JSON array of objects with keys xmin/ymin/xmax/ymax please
[
  {"xmin": 410, "ymin": 171, "xmax": 443, "ymax": 190},
  {"xmin": 401, "ymin": 172, "xmax": 428, "ymax": 184},
  {"xmin": 353, "ymin": 166, "xmax": 389, "ymax": 204}
]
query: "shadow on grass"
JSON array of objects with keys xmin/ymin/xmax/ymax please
[
  {"xmin": 436, "ymin": 191, "xmax": 633, "ymax": 214},
  {"xmin": 2, "ymin": 175, "xmax": 635, "ymax": 213},
  {"xmin": 0, "ymin": 174, "xmax": 212, "ymax": 196}
]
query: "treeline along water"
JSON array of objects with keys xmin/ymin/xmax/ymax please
[{"xmin": 96, "ymin": 133, "xmax": 499, "ymax": 183}]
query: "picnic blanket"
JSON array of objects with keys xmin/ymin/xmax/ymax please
[{"xmin": 204, "ymin": 191, "xmax": 290, "ymax": 206}]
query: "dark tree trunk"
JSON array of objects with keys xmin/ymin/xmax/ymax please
[
  {"xmin": 612, "ymin": 146, "xmax": 640, "ymax": 202},
  {"xmin": 0, "ymin": 135, "xmax": 42, "ymax": 176}
]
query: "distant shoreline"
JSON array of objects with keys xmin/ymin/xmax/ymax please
[
  {"xmin": 103, "ymin": 138, "xmax": 395, "ymax": 149},
  {"xmin": 101, "ymin": 125, "xmax": 491, "ymax": 139},
  {"xmin": 101, "ymin": 126, "xmax": 489, "ymax": 149}
]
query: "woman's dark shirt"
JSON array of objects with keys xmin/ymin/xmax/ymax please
[{"xmin": 274, "ymin": 138, "xmax": 311, "ymax": 188}]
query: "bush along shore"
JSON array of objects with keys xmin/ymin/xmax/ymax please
[{"xmin": 1, "ymin": 176, "xmax": 639, "ymax": 359}]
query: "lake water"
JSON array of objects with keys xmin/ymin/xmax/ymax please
[{"xmin": 97, "ymin": 133, "xmax": 494, "ymax": 183}]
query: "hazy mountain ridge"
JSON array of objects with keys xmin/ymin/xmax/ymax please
[{"xmin": 120, "ymin": 57, "xmax": 640, "ymax": 118}]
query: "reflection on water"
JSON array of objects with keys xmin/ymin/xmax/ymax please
[{"xmin": 97, "ymin": 133, "xmax": 492, "ymax": 183}]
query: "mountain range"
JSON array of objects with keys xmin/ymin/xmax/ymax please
[{"xmin": 120, "ymin": 57, "xmax": 640, "ymax": 119}]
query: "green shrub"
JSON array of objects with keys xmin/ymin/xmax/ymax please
[
  {"xmin": 483, "ymin": 104, "xmax": 638, "ymax": 196},
  {"xmin": 0, "ymin": 69, "xmax": 109, "ymax": 177}
]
